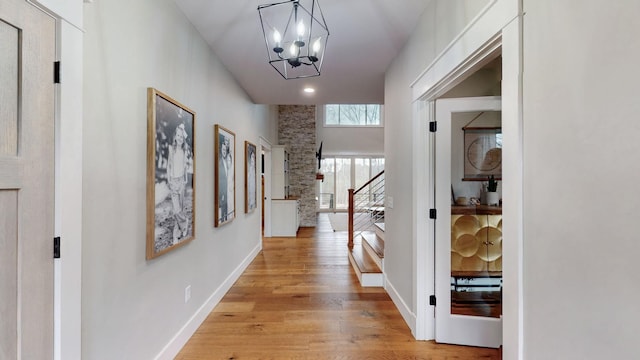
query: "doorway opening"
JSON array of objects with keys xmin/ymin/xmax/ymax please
[{"xmin": 432, "ymin": 55, "xmax": 503, "ymax": 348}]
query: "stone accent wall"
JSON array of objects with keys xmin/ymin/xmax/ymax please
[{"xmin": 278, "ymin": 105, "xmax": 317, "ymax": 227}]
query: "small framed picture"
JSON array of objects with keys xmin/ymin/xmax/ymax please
[
  {"xmin": 146, "ymin": 88, "xmax": 195, "ymax": 260},
  {"xmin": 245, "ymin": 141, "xmax": 257, "ymax": 213},
  {"xmin": 214, "ymin": 125, "xmax": 235, "ymax": 227}
]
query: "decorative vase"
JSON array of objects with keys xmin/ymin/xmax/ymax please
[{"xmin": 485, "ymin": 191, "xmax": 499, "ymax": 206}]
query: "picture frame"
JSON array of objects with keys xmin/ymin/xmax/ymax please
[
  {"xmin": 245, "ymin": 141, "xmax": 257, "ymax": 213},
  {"xmin": 463, "ymin": 127, "xmax": 502, "ymax": 180},
  {"xmin": 146, "ymin": 88, "xmax": 196, "ymax": 260},
  {"xmin": 214, "ymin": 125, "xmax": 236, "ymax": 227}
]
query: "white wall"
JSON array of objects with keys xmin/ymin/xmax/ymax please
[
  {"xmin": 522, "ymin": 1, "xmax": 640, "ymax": 358},
  {"xmin": 315, "ymin": 106, "xmax": 384, "ymax": 156},
  {"xmin": 384, "ymin": 0, "xmax": 490, "ymax": 323},
  {"xmin": 82, "ymin": 0, "xmax": 275, "ymax": 359},
  {"xmin": 34, "ymin": 0, "xmax": 82, "ymax": 28}
]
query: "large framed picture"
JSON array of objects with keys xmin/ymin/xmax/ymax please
[
  {"xmin": 463, "ymin": 127, "xmax": 502, "ymax": 180},
  {"xmin": 146, "ymin": 88, "xmax": 195, "ymax": 260},
  {"xmin": 245, "ymin": 141, "xmax": 257, "ymax": 213},
  {"xmin": 215, "ymin": 125, "xmax": 235, "ymax": 227}
]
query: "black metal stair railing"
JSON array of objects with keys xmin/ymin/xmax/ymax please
[{"xmin": 348, "ymin": 170, "xmax": 384, "ymax": 249}]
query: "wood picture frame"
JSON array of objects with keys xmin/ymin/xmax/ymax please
[
  {"xmin": 214, "ymin": 125, "xmax": 235, "ymax": 227},
  {"xmin": 146, "ymin": 88, "xmax": 196, "ymax": 260},
  {"xmin": 245, "ymin": 141, "xmax": 257, "ymax": 213},
  {"xmin": 463, "ymin": 127, "xmax": 502, "ymax": 181}
]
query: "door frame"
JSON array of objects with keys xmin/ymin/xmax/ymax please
[
  {"xmin": 410, "ymin": 1, "xmax": 524, "ymax": 359},
  {"xmin": 46, "ymin": 4, "xmax": 85, "ymax": 360},
  {"xmin": 260, "ymin": 137, "xmax": 272, "ymax": 237}
]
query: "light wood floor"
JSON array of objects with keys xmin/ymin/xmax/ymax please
[{"xmin": 176, "ymin": 214, "xmax": 500, "ymax": 359}]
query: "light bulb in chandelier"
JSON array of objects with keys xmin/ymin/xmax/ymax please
[
  {"xmin": 294, "ymin": 20, "xmax": 306, "ymax": 48},
  {"xmin": 313, "ymin": 38, "xmax": 321, "ymax": 52},
  {"xmin": 272, "ymin": 29, "xmax": 283, "ymax": 53},
  {"xmin": 289, "ymin": 43, "xmax": 298, "ymax": 56},
  {"xmin": 309, "ymin": 38, "xmax": 321, "ymax": 62}
]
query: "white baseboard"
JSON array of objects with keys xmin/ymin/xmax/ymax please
[
  {"xmin": 384, "ymin": 274, "xmax": 416, "ymax": 334},
  {"xmin": 154, "ymin": 242, "xmax": 262, "ymax": 360}
]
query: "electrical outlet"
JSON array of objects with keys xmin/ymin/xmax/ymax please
[{"xmin": 184, "ymin": 285, "xmax": 191, "ymax": 303}]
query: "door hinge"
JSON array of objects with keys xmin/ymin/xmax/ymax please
[
  {"xmin": 54, "ymin": 61, "xmax": 61, "ymax": 84},
  {"xmin": 429, "ymin": 121, "xmax": 437, "ymax": 132},
  {"xmin": 429, "ymin": 208, "xmax": 437, "ymax": 219},
  {"xmin": 54, "ymin": 237, "xmax": 61, "ymax": 258},
  {"xmin": 429, "ymin": 295, "xmax": 436, "ymax": 306}
]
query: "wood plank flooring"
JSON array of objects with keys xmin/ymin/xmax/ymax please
[{"xmin": 176, "ymin": 214, "xmax": 500, "ymax": 359}]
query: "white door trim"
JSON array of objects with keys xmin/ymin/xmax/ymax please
[
  {"xmin": 55, "ymin": 19, "xmax": 84, "ymax": 360},
  {"xmin": 260, "ymin": 137, "xmax": 272, "ymax": 237},
  {"xmin": 410, "ymin": 1, "xmax": 523, "ymax": 359}
]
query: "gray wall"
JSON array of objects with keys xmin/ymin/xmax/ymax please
[
  {"xmin": 82, "ymin": 0, "xmax": 276, "ymax": 358},
  {"xmin": 522, "ymin": 1, "xmax": 640, "ymax": 358},
  {"xmin": 277, "ymin": 105, "xmax": 317, "ymax": 226}
]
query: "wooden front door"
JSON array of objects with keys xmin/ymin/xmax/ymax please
[{"xmin": 0, "ymin": 0, "xmax": 56, "ymax": 358}]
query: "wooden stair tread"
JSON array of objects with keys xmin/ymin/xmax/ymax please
[
  {"xmin": 349, "ymin": 244, "xmax": 381, "ymax": 274},
  {"xmin": 361, "ymin": 232, "xmax": 384, "ymax": 259}
]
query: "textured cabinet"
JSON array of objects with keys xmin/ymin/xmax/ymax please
[
  {"xmin": 271, "ymin": 145, "xmax": 290, "ymax": 199},
  {"xmin": 271, "ymin": 199, "xmax": 300, "ymax": 236},
  {"xmin": 450, "ymin": 206, "xmax": 502, "ymax": 272}
]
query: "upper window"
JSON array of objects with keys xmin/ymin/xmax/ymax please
[{"xmin": 324, "ymin": 104, "xmax": 382, "ymax": 126}]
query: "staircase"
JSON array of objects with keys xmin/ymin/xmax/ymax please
[{"xmin": 347, "ymin": 171, "xmax": 385, "ymax": 287}]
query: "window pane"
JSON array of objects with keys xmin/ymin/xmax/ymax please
[
  {"xmin": 354, "ymin": 158, "xmax": 370, "ymax": 189},
  {"xmin": 370, "ymin": 158, "xmax": 385, "ymax": 204},
  {"xmin": 335, "ymin": 158, "xmax": 351, "ymax": 209},
  {"xmin": 325, "ymin": 105, "xmax": 339, "ymax": 125},
  {"xmin": 366, "ymin": 105, "xmax": 381, "ymax": 125},
  {"xmin": 318, "ymin": 156, "xmax": 385, "ymax": 211},
  {"xmin": 339, "ymin": 105, "xmax": 353, "ymax": 125},
  {"xmin": 356, "ymin": 105, "xmax": 367, "ymax": 125},
  {"xmin": 325, "ymin": 104, "xmax": 382, "ymax": 126},
  {"xmin": 371, "ymin": 157, "xmax": 384, "ymax": 175},
  {"xmin": 319, "ymin": 158, "xmax": 335, "ymax": 209}
]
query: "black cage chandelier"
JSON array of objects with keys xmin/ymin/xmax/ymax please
[{"xmin": 258, "ymin": 0, "xmax": 329, "ymax": 79}]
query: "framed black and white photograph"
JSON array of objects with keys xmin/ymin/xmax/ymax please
[
  {"xmin": 245, "ymin": 141, "xmax": 257, "ymax": 213},
  {"xmin": 146, "ymin": 88, "xmax": 196, "ymax": 260},
  {"xmin": 215, "ymin": 125, "xmax": 235, "ymax": 227}
]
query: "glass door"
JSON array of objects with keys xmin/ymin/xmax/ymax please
[
  {"xmin": 434, "ymin": 97, "xmax": 502, "ymax": 348},
  {"xmin": 319, "ymin": 156, "xmax": 384, "ymax": 211},
  {"xmin": 318, "ymin": 158, "xmax": 335, "ymax": 210},
  {"xmin": 334, "ymin": 158, "xmax": 351, "ymax": 209}
]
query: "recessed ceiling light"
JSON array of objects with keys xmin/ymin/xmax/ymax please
[{"xmin": 303, "ymin": 87, "xmax": 315, "ymax": 94}]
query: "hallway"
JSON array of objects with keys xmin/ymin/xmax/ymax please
[{"xmin": 176, "ymin": 214, "xmax": 500, "ymax": 359}]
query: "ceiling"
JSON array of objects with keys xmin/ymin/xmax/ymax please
[{"xmin": 174, "ymin": 0, "xmax": 431, "ymax": 105}]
